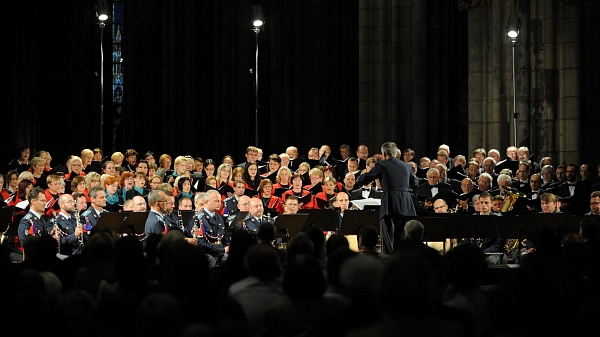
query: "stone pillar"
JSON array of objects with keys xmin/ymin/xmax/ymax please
[{"xmin": 358, "ymin": 0, "xmax": 430, "ymax": 155}]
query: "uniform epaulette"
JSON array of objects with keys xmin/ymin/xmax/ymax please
[
  {"xmin": 23, "ymin": 213, "xmax": 32, "ymax": 220},
  {"xmin": 81, "ymin": 209, "xmax": 92, "ymax": 217}
]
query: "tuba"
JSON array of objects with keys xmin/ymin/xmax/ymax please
[
  {"xmin": 500, "ymin": 186, "xmax": 527, "ymax": 255},
  {"xmin": 500, "ymin": 186, "xmax": 526, "ymax": 212}
]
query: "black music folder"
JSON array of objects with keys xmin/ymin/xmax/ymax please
[
  {"xmin": 495, "ymin": 159, "xmax": 519, "ymax": 175},
  {"xmin": 218, "ymin": 183, "xmax": 234, "ymax": 197},
  {"xmin": 415, "ymin": 215, "xmax": 454, "ymax": 242},
  {"xmin": 0, "ymin": 207, "xmax": 17, "ymax": 235},
  {"xmin": 494, "ymin": 213, "xmax": 537, "ymax": 239},
  {"xmin": 244, "ymin": 188, "xmax": 259, "ymax": 198},
  {"xmin": 534, "ymin": 212, "xmax": 579, "ymax": 235},
  {"xmin": 297, "ymin": 193, "xmax": 313, "ymax": 207},
  {"xmin": 307, "ymin": 182, "xmax": 323, "ymax": 195},
  {"xmin": 448, "ymin": 214, "xmax": 500, "ymax": 239},
  {"xmin": 274, "ymin": 214, "xmax": 310, "ymax": 239},
  {"xmin": 179, "ymin": 210, "xmax": 195, "ymax": 227},
  {"xmin": 339, "ymin": 210, "xmax": 380, "ymax": 236},
  {"xmin": 314, "ymin": 196, "xmax": 331, "ymax": 209},
  {"xmin": 299, "ymin": 209, "xmax": 340, "ymax": 232},
  {"xmin": 273, "ymin": 187, "xmax": 289, "ymax": 198},
  {"xmin": 96, "ymin": 212, "xmax": 130, "ymax": 233},
  {"xmin": 117, "ymin": 211, "xmax": 149, "ymax": 235},
  {"xmin": 228, "ymin": 211, "xmax": 249, "ymax": 230},
  {"xmin": 261, "ymin": 170, "xmax": 278, "ymax": 183}
]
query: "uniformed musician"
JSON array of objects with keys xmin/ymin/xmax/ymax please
[
  {"xmin": 79, "ymin": 186, "xmax": 108, "ymax": 237},
  {"xmin": 17, "ymin": 187, "xmax": 54, "ymax": 260},
  {"xmin": 240, "ymin": 197, "xmax": 273, "ymax": 236},
  {"xmin": 196, "ymin": 189, "xmax": 230, "ymax": 263},
  {"xmin": 54, "ymin": 194, "xmax": 84, "ymax": 255}
]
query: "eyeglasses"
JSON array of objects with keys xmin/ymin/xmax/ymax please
[
  {"xmin": 158, "ymin": 200, "xmax": 167, "ymax": 203},
  {"xmin": 433, "ymin": 204, "xmax": 447, "ymax": 210},
  {"xmin": 591, "ymin": 202, "xmax": 600, "ymax": 205}
]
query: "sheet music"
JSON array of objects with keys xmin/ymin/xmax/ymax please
[{"xmin": 350, "ymin": 198, "xmax": 381, "ymax": 210}]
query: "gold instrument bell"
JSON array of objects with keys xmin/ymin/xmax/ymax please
[
  {"xmin": 500, "ymin": 186, "xmax": 526, "ymax": 213},
  {"xmin": 500, "ymin": 186, "xmax": 528, "ymax": 256}
]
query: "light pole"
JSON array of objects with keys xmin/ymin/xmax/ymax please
[
  {"xmin": 252, "ymin": 5, "xmax": 264, "ymax": 148},
  {"xmin": 506, "ymin": 16, "xmax": 520, "ymax": 146},
  {"xmin": 96, "ymin": 0, "xmax": 109, "ymax": 152}
]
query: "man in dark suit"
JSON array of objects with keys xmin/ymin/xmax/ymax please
[
  {"xmin": 350, "ymin": 180, "xmax": 383, "ymax": 200},
  {"xmin": 557, "ymin": 163, "xmax": 590, "ymax": 212},
  {"xmin": 357, "ymin": 141, "xmax": 417, "ymax": 255},
  {"xmin": 517, "ymin": 146, "xmax": 541, "ymax": 175},
  {"xmin": 414, "ymin": 167, "xmax": 452, "ymax": 211}
]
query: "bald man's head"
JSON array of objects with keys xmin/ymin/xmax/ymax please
[{"xmin": 433, "ymin": 199, "xmax": 448, "ymax": 213}]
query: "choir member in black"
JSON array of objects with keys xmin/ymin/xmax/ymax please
[
  {"xmin": 273, "ymin": 166, "xmax": 292, "ymax": 191},
  {"xmin": 30, "ymin": 156, "xmax": 48, "ymax": 190},
  {"xmin": 216, "ymin": 163, "xmax": 233, "ymax": 189},
  {"xmin": 2, "ymin": 170, "xmax": 19, "ymax": 202},
  {"xmin": 243, "ymin": 162, "xmax": 262, "ymax": 193},
  {"xmin": 126, "ymin": 172, "xmax": 149, "ymax": 202},
  {"xmin": 281, "ymin": 173, "xmax": 312, "ymax": 210},
  {"xmin": 258, "ymin": 179, "xmax": 284, "ymax": 217}
]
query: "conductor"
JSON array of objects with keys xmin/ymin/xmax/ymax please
[{"xmin": 357, "ymin": 141, "xmax": 416, "ymax": 254}]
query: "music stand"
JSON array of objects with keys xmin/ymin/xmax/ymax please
[
  {"xmin": 339, "ymin": 210, "xmax": 380, "ymax": 236},
  {"xmin": 229, "ymin": 211, "xmax": 249, "ymax": 229},
  {"xmin": 534, "ymin": 212, "xmax": 579, "ymax": 237},
  {"xmin": 448, "ymin": 214, "xmax": 500, "ymax": 240},
  {"xmin": 299, "ymin": 209, "xmax": 340, "ymax": 232},
  {"xmin": 495, "ymin": 213, "xmax": 537, "ymax": 239},
  {"xmin": 117, "ymin": 211, "xmax": 149, "ymax": 235},
  {"xmin": 416, "ymin": 215, "xmax": 454, "ymax": 241},
  {"xmin": 178, "ymin": 210, "xmax": 195, "ymax": 227},
  {"xmin": 274, "ymin": 214, "xmax": 310, "ymax": 241},
  {"xmin": 96, "ymin": 212, "xmax": 130, "ymax": 233},
  {"xmin": 0, "ymin": 207, "xmax": 17, "ymax": 236}
]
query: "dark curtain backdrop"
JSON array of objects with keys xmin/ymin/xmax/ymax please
[
  {"xmin": 120, "ymin": 0, "xmax": 358, "ymax": 164},
  {"xmin": 3, "ymin": 0, "xmax": 357, "ymax": 166}
]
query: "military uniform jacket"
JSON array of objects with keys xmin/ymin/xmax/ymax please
[
  {"xmin": 357, "ymin": 157, "xmax": 417, "ymax": 219},
  {"xmin": 79, "ymin": 207, "xmax": 107, "ymax": 229},
  {"xmin": 241, "ymin": 215, "xmax": 274, "ymax": 235},
  {"xmin": 145, "ymin": 210, "xmax": 166, "ymax": 237},
  {"xmin": 55, "ymin": 212, "xmax": 83, "ymax": 255},
  {"xmin": 220, "ymin": 195, "xmax": 240, "ymax": 217},
  {"xmin": 79, "ymin": 207, "xmax": 108, "ymax": 240},
  {"xmin": 197, "ymin": 210, "xmax": 228, "ymax": 257},
  {"xmin": 17, "ymin": 210, "xmax": 48, "ymax": 247}
]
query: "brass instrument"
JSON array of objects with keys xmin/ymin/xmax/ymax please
[
  {"xmin": 500, "ymin": 186, "xmax": 526, "ymax": 212},
  {"xmin": 504, "ymin": 238, "xmax": 527, "ymax": 255},
  {"xmin": 500, "ymin": 186, "xmax": 527, "ymax": 255}
]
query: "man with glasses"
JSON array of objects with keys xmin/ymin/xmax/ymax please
[
  {"xmin": 17, "ymin": 187, "xmax": 54, "ymax": 260},
  {"xmin": 54, "ymin": 194, "xmax": 84, "ymax": 256},
  {"xmin": 144, "ymin": 190, "xmax": 168, "ymax": 238},
  {"xmin": 586, "ymin": 191, "xmax": 600, "ymax": 216}
]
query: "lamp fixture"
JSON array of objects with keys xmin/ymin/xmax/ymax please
[
  {"xmin": 506, "ymin": 16, "xmax": 520, "ymax": 42},
  {"xmin": 96, "ymin": 0, "xmax": 110, "ymax": 22},
  {"xmin": 252, "ymin": 5, "xmax": 264, "ymax": 29}
]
